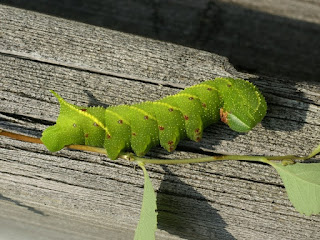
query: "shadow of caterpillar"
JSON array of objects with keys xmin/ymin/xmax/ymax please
[{"xmin": 41, "ymin": 78, "xmax": 267, "ymax": 159}]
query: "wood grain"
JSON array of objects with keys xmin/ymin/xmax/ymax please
[
  {"xmin": 2, "ymin": 0, "xmax": 320, "ymax": 82},
  {"xmin": 0, "ymin": 4, "xmax": 320, "ymax": 240}
]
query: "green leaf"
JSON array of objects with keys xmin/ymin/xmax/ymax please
[
  {"xmin": 134, "ymin": 164, "xmax": 157, "ymax": 240},
  {"xmin": 271, "ymin": 162, "xmax": 320, "ymax": 216}
]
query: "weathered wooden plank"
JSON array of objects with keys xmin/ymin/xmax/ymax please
[
  {"xmin": 2, "ymin": 0, "xmax": 320, "ymax": 81},
  {"xmin": 0, "ymin": 4, "xmax": 320, "ymax": 240},
  {"xmin": 1, "ymin": 56, "xmax": 319, "ymax": 239},
  {"xmin": 0, "ymin": 198, "xmax": 136, "ymax": 240},
  {"xmin": 0, "ymin": 4, "xmax": 233, "ymax": 86}
]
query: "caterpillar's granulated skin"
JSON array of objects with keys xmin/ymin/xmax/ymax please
[{"xmin": 41, "ymin": 78, "xmax": 267, "ymax": 159}]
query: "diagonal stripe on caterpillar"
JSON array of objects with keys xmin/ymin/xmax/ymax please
[{"xmin": 41, "ymin": 77, "xmax": 267, "ymax": 160}]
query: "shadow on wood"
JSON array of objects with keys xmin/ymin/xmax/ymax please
[
  {"xmin": 0, "ymin": 193, "xmax": 47, "ymax": 216},
  {"xmin": 157, "ymin": 166, "xmax": 236, "ymax": 240}
]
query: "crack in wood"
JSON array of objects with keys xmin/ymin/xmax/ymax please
[{"xmin": 0, "ymin": 49, "xmax": 187, "ymax": 89}]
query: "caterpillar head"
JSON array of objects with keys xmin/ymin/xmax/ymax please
[{"xmin": 214, "ymin": 78, "xmax": 267, "ymax": 132}]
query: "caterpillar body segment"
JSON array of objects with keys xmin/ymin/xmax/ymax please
[{"xmin": 41, "ymin": 78, "xmax": 267, "ymax": 160}]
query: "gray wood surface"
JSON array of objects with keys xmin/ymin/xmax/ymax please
[
  {"xmin": 2, "ymin": 0, "xmax": 320, "ymax": 82},
  {"xmin": 0, "ymin": 3, "xmax": 320, "ymax": 240}
]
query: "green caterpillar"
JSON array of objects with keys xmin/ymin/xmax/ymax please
[{"xmin": 41, "ymin": 78, "xmax": 267, "ymax": 160}]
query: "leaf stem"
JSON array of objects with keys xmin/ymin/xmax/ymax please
[
  {"xmin": 1, "ymin": 129, "xmax": 319, "ymax": 165},
  {"xmin": 304, "ymin": 144, "xmax": 320, "ymax": 160},
  {"xmin": 131, "ymin": 152, "xmax": 317, "ymax": 165},
  {"xmin": 132, "ymin": 155, "xmax": 270, "ymax": 165}
]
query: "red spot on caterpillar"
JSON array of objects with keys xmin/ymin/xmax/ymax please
[
  {"xmin": 207, "ymin": 88, "xmax": 212, "ymax": 91},
  {"xmin": 118, "ymin": 119, "xmax": 123, "ymax": 124},
  {"xmin": 168, "ymin": 108, "xmax": 174, "ymax": 112},
  {"xmin": 195, "ymin": 128, "xmax": 200, "ymax": 134},
  {"xmin": 159, "ymin": 126, "xmax": 164, "ymax": 130},
  {"xmin": 144, "ymin": 115, "xmax": 149, "ymax": 120},
  {"xmin": 220, "ymin": 108, "xmax": 228, "ymax": 124},
  {"xmin": 168, "ymin": 140, "xmax": 174, "ymax": 145},
  {"xmin": 184, "ymin": 115, "xmax": 189, "ymax": 120},
  {"xmin": 81, "ymin": 109, "xmax": 87, "ymax": 111},
  {"xmin": 107, "ymin": 134, "xmax": 111, "ymax": 139},
  {"xmin": 202, "ymin": 103, "xmax": 207, "ymax": 108},
  {"xmin": 84, "ymin": 133, "xmax": 89, "ymax": 138},
  {"xmin": 196, "ymin": 137, "xmax": 201, "ymax": 142},
  {"xmin": 189, "ymin": 97, "xmax": 194, "ymax": 100},
  {"xmin": 93, "ymin": 122, "xmax": 99, "ymax": 127},
  {"xmin": 169, "ymin": 146, "xmax": 175, "ymax": 152},
  {"xmin": 132, "ymin": 132, "xmax": 136, "ymax": 136}
]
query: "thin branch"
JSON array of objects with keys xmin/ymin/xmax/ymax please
[
  {"xmin": 0, "ymin": 129, "xmax": 42, "ymax": 144},
  {"xmin": 0, "ymin": 129, "xmax": 107, "ymax": 154},
  {"xmin": 1, "ymin": 129, "xmax": 319, "ymax": 165}
]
